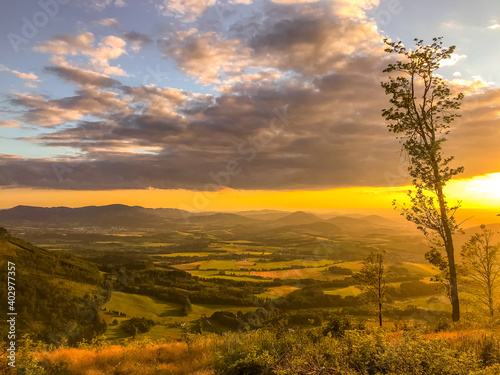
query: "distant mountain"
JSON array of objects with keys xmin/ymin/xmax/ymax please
[
  {"xmin": 189, "ymin": 213, "xmax": 262, "ymax": 227},
  {"xmin": 236, "ymin": 210, "xmax": 292, "ymax": 221},
  {"xmin": 361, "ymin": 215, "xmax": 397, "ymax": 226},
  {"xmin": 326, "ymin": 216, "xmax": 379, "ymax": 232},
  {"xmin": 0, "ymin": 204, "xmax": 189, "ymax": 228},
  {"xmin": 278, "ymin": 221, "xmax": 344, "ymax": 236},
  {"xmin": 454, "ymin": 223, "xmax": 500, "ymax": 249},
  {"xmin": 0, "ymin": 205, "xmax": 410, "ymax": 235},
  {"xmin": 274, "ymin": 211, "xmax": 324, "ymax": 226}
]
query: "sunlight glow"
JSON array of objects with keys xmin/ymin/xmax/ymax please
[
  {"xmin": 1, "ymin": 174, "xmax": 499, "ymax": 214},
  {"xmin": 446, "ymin": 173, "xmax": 500, "ymax": 208}
]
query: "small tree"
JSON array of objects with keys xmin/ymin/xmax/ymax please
[
  {"xmin": 181, "ymin": 296, "xmax": 193, "ymax": 316},
  {"xmin": 461, "ymin": 225, "xmax": 500, "ymax": 318},
  {"xmin": 354, "ymin": 251, "xmax": 388, "ymax": 327},
  {"xmin": 381, "ymin": 37, "xmax": 465, "ymax": 321}
]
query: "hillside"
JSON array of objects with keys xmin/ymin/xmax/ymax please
[
  {"xmin": 0, "ymin": 228, "xmax": 103, "ymax": 344},
  {"xmin": 189, "ymin": 213, "xmax": 262, "ymax": 227},
  {"xmin": 274, "ymin": 211, "xmax": 324, "ymax": 226}
]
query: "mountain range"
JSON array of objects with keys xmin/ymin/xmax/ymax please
[{"xmin": 0, "ymin": 205, "xmax": 406, "ymax": 238}]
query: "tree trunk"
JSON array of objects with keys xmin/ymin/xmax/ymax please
[
  {"xmin": 379, "ymin": 302, "xmax": 382, "ymax": 327},
  {"xmin": 446, "ymin": 242, "xmax": 460, "ymax": 322},
  {"xmin": 437, "ymin": 187, "xmax": 460, "ymax": 322}
]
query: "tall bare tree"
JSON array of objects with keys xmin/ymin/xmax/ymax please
[
  {"xmin": 354, "ymin": 251, "xmax": 388, "ymax": 327},
  {"xmin": 461, "ymin": 225, "xmax": 500, "ymax": 318},
  {"xmin": 381, "ymin": 37, "xmax": 464, "ymax": 321}
]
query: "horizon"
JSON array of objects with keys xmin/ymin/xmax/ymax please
[{"xmin": 1, "ymin": 202, "xmax": 499, "ymax": 228}]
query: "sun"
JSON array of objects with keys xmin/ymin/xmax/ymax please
[
  {"xmin": 447, "ymin": 173, "xmax": 500, "ymax": 209},
  {"xmin": 465, "ymin": 173, "xmax": 500, "ymax": 199}
]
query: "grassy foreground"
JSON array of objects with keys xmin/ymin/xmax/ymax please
[{"xmin": 4, "ymin": 324, "xmax": 500, "ymax": 375}]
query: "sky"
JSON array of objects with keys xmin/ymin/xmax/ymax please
[{"xmin": 0, "ymin": 0, "xmax": 499, "ymax": 214}]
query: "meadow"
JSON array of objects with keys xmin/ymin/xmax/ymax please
[{"xmin": 7, "ymin": 324, "xmax": 500, "ymax": 374}]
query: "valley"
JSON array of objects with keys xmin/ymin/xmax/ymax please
[{"xmin": 1, "ymin": 204, "xmax": 480, "ymax": 344}]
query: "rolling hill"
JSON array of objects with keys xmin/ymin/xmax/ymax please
[
  {"xmin": 274, "ymin": 211, "xmax": 324, "ymax": 226},
  {"xmin": 0, "ymin": 228, "xmax": 104, "ymax": 344},
  {"xmin": 188, "ymin": 212, "xmax": 262, "ymax": 227}
]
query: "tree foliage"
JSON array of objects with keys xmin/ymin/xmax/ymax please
[
  {"xmin": 461, "ymin": 225, "xmax": 500, "ymax": 318},
  {"xmin": 354, "ymin": 251, "xmax": 388, "ymax": 327}
]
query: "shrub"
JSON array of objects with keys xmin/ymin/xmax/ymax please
[
  {"xmin": 122, "ymin": 317, "xmax": 155, "ymax": 336},
  {"xmin": 323, "ymin": 315, "xmax": 352, "ymax": 337}
]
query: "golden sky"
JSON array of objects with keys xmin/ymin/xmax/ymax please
[{"xmin": 2, "ymin": 173, "xmax": 499, "ymax": 216}]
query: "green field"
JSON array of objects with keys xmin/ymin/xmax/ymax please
[
  {"xmin": 155, "ymin": 252, "xmax": 227, "ymax": 257},
  {"xmin": 104, "ymin": 292, "xmax": 180, "ymax": 320},
  {"xmin": 103, "ymin": 291, "xmax": 261, "ymax": 342},
  {"xmin": 190, "ymin": 269, "xmax": 274, "ymax": 282},
  {"xmin": 324, "ymin": 285, "xmax": 362, "ymax": 297},
  {"xmin": 257, "ymin": 285, "xmax": 300, "ymax": 299},
  {"xmin": 198, "ymin": 260, "xmax": 242, "ymax": 270}
]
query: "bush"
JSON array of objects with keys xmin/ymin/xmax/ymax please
[
  {"xmin": 122, "ymin": 317, "xmax": 155, "ymax": 336},
  {"xmin": 323, "ymin": 315, "xmax": 352, "ymax": 337}
]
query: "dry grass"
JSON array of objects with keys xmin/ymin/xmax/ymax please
[
  {"xmin": 33, "ymin": 341, "xmax": 214, "ymax": 375},
  {"xmin": 7, "ymin": 327, "xmax": 500, "ymax": 375}
]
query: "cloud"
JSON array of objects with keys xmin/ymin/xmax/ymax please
[
  {"xmin": 2, "ymin": 64, "xmax": 402, "ymax": 188},
  {"xmin": 34, "ymin": 32, "xmax": 128, "ymax": 76},
  {"xmin": 10, "ymin": 84, "xmax": 132, "ymax": 127},
  {"xmin": 0, "ymin": 65, "xmax": 39, "ymax": 81},
  {"xmin": 450, "ymin": 76, "xmax": 495, "ymax": 95},
  {"xmin": 157, "ymin": 0, "xmax": 216, "ymax": 22},
  {"xmin": 272, "ymin": 0, "xmax": 319, "ymax": 3},
  {"xmin": 122, "ymin": 31, "xmax": 153, "ymax": 51},
  {"xmin": 10, "ymin": 93, "xmax": 86, "ymax": 127},
  {"xmin": 223, "ymin": 70, "xmax": 283, "ymax": 84},
  {"xmin": 440, "ymin": 20, "xmax": 460, "ymax": 29},
  {"xmin": 96, "ymin": 18, "xmax": 120, "ymax": 27},
  {"xmin": 158, "ymin": 1, "xmax": 382, "ymax": 84},
  {"xmin": 159, "ymin": 29, "xmax": 249, "ymax": 84},
  {"xmin": 332, "ymin": 0, "xmax": 379, "ymax": 20},
  {"xmin": 439, "ymin": 53, "xmax": 467, "ymax": 67},
  {"xmin": 34, "ymin": 32, "xmax": 95, "ymax": 55},
  {"xmin": 45, "ymin": 56, "xmax": 123, "ymax": 88},
  {"xmin": 0, "ymin": 120, "xmax": 21, "ymax": 128},
  {"xmin": 2, "ymin": 1, "xmax": 499, "ymax": 191},
  {"xmin": 488, "ymin": 24, "xmax": 500, "ymax": 30},
  {"xmin": 3, "ymin": 95, "xmax": 498, "ymax": 191},
  {"xmin": 86, "ymin": 0, "xmax": 127, "ymax": 11},
  {"xmin": 246, "ymin": 11, "xmax": 381, "ymax": 74},
  {"xmin": 6, "ymin": 77, "xmax": 499, "ymax": 190}
]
